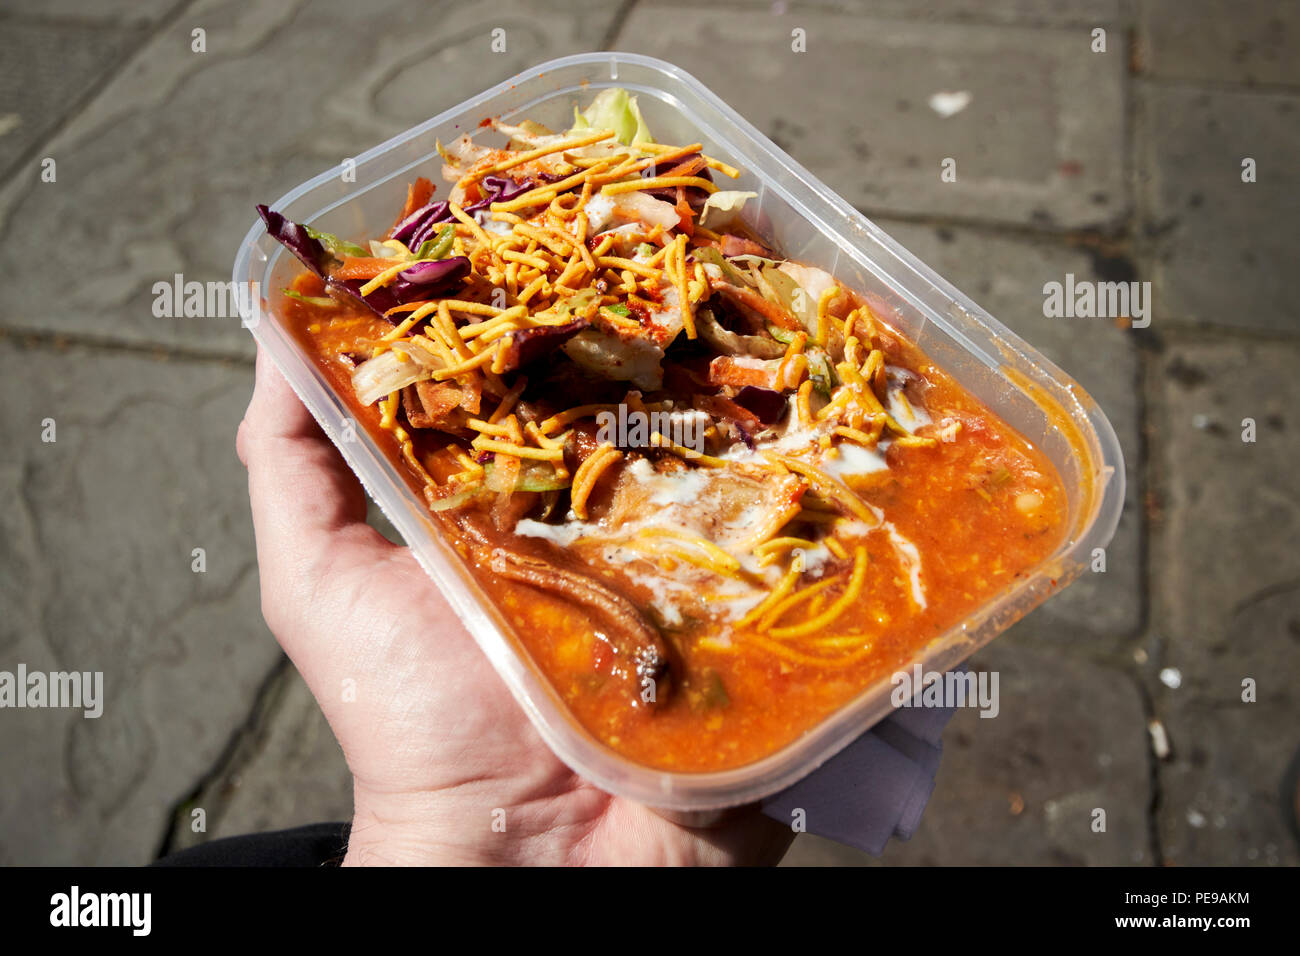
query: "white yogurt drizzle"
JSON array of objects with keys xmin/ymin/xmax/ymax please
[{"xmin": 513, "ymin": 371, "xmax": 933, "ymax": 623}]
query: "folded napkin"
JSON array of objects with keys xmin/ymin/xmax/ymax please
[{"xmin": 760, "ymin": 670, "xmax": 959, "ymax": 855}]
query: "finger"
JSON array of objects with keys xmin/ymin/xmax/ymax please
[
  {"xmin": 237, "ymin": 348, "xmax": 394, "ymax": 629},
  {"xmin": 239, "ymin": 345, "xmax": 326, "ymax": 445}
]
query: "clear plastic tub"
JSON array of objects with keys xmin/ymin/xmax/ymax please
[{"xmin": 232, "ymin": 52, "xmax": 1124, "ymax": 815}]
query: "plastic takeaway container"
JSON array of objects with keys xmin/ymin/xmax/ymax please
[{"xmin": 233, "ymin": 53, "xmax": 1124, "ymax": 816}]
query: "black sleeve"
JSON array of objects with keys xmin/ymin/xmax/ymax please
[{"xmin": 152, "ymin": 822, "xmax": 352, "ymax": 867}]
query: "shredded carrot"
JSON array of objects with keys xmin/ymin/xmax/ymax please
[
  {"xmin": 390, "ymin": 176, "xmax": 434, "ymax": 233},
  {"xmin": 333, "ymin": 256, "xmax": 407, "ymax": 281}
]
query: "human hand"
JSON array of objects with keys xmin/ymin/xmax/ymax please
[{"xmin": 236, "ymin": 349, "xmax": 794, "ymax": 865}]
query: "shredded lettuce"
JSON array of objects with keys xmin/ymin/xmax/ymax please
[
  {"xmin": 362, "ymin": 228, "xmax": 455, "ymax": 263},
  {"xmin": 766, "ymin": 323, "xmax": 797, "ymax": 345},
  {"xmin": 282, "ymin": 288, "xmax": 338, "ymax": 308},
  {"xmin": 805, "ymin": 347, "xmax": 838, "ymax": 397},
  {"xmin": 760, "ymin": 266, "xmax": 817, "ymax": 333},
  {"xmin": 369, "ymin": 238, "xmax": 410, "ymax": 258},
  {"xmin": 570, "ymin": 88, "xmax": 654, "ymax": 146},
  {"xmin": 551, "ymin": 287, "xmax": 599, "ymax": 316},
  {"xmin": 412, "ymin": 225, "xmax": 455, "ymax": 261},
  {"xmin": 484, "ymin": 459, "xmax": 570, "ymax": 492},
  {"xmin": 492, "ymin": 118, "xmax": 559, "ymax": 150},
  {"xmin": 728, "ymin": 253, "xmax": 785, "ymax": 268},
  {"xmin": 693, "ymin": 246, "xmax": 750, "ymax": 287},
  {"xmin": 699, "ymin": 190, "xmax": 757, "ymax": 228},
  {"xmin": 351, "ymin": 341, "xmax": 443, "ymax": 406},
  {"xmin": 304, "ymin": 225, "xmax": 367, "ymax": 259},
  {"xmin": 426, "ymin": 485, "xmax": 484, "ymax": 512}
]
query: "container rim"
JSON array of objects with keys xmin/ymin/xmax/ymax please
[{"xmin": 233, "ymin": 51, "xmax": 1125, "ymax": 811}]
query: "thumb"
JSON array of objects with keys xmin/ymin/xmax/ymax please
[{"xmin": 236, "ymin": 347, "xmax": 396, "ymax": 640}]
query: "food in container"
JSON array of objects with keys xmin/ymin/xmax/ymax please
[{"xmin": 236, "ymin": 54, "xmax": 1123, "ymax": 811}]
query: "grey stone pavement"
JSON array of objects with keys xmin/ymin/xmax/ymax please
[{"xmin": 0, "ymin": 0, "xmax": 1295, "ymax": 866}]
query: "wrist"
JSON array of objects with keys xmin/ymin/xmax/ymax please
[
  {"xmin": 343, "ymin": 790, "xmax": 456, "ymax": 866},
  {"xmin": 343, "ymin": 783, "xmax": 523, "ymax": 866}
]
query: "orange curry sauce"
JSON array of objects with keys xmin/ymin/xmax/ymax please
[{"xmin": 279, "ymin": 273, "xmax": 1067, "ymax": 772}]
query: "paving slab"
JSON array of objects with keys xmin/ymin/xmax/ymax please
[
  {"xmin": 640, "ymin": 0, "xmax": 1127, "ymax": 28},
  {"xmin": 0, "ymin": 335, "xmax": 279, "ymax": 865},
  {"xmin": 871, "ymin": 219, "xmax": 1143, "ymax": 652},
  {"xmin": 613, "ymin": 3, "xmax": 1128, "ymax": 229},
  {"xmin": 1137, "ymin": 84, "xmax": 1300, "ymax": 331},
  {"xmin": 1139, "ymin": 0, "xmax": 1300, "ymax": 87},
  {"xmin": 163, "ymin": 665, "xmax": 353, "ymax": 854},
  {"xmin": 0, "ymin": 0, "xmax": 626, "ymax": 357},
  {"xmin": 1150, "ymin": 338, "xmax": 1300, "ymax": 865},
  {"xmin": 0, "ymin": 14, "xmax": 150, "ymax": 177},
  {"xmin": 17, "ymin": 1, "xmax": 180, "ymax": 24},
  {"xmin": 782, "ymin": 642, "xmax": 1151, "ymax": 865}
]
